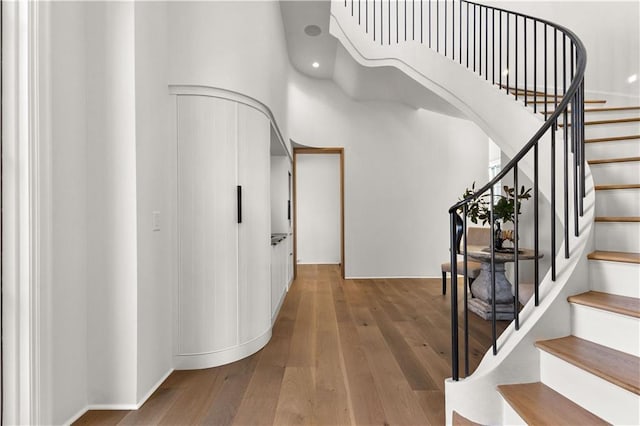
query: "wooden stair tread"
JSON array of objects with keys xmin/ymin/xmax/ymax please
[
  {"xmin": 588, "ymin": 156, "xmax": 640, "ymax": 165},
  {"xmin": 535, "ymin": 336, "xmax": 640, "ymax": 395},
  {"xmin": 586, "ymin": 134, "xmax": 640, "ymax": 143},
  {"xmin": 588, "ymin": 250, "xmax": 640, "ymax": 264},
  {"xmin": 545, "ymin": 106, "xmax": 640, "ymax": 114},
  {"xmin": 559, "ymin": 117, "xmax": 640, "ymax": 127},
  {"xmin": 497, "ymin": 382, "xmax": 608, "ymax": 425},
  {"xmin": 452, "ymin": 411, "xmax": 482, "ymax": 426},
  {"xmin": 568, "ymin": 291, "xmax": 640, "ymax": 318},
  {"xmin": 595, "ymin": 216, "xmax": 640, "ymax": 223},
  {"xmin": 595, "ymin": 184, "xmax": 640, "ymax": 191}
]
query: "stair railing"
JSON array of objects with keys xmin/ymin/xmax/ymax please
[{"xmin": 338, "ymin": 0, "xmax": 587, "ymax": 380}]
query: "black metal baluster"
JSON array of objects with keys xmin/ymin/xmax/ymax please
[
  {"xmin": 544, "ymin": 24, "xmax": 547, "ymax": 118},
  {"xmin": 412, "ymin": 0, "xmax": 415, "ymax": 41},
  {"xmin": 420, "ymin": 0, "xmax": 423, "ymax": 43},
  {"xmin": 373, "ymin": 0, "xmax": 376, "ymax": 42},
  {"xmin": 463, "ymin": 204, "xmax": 469, "ymax": 377},
  {"xmin": 429, "ymin": 0, "xmax": 432, "ymax": 48},
  {"xmin": 485, "ymin": 6, "xmax": 488, "ymax": 80},
  {"xmin": 573, "ymin": 91, "xmax": 579, "ymax": 237},
  {"xmin": 450, "ymin": 211, "xmax": 459, "ymax": 381},
  {"xmin": 444, "ymin": 0, "xmax": 447, "ymax": 56},
  {"xmin": 492, "ymin": 8, "xmax": 495, "ymax": 84},
  {"xmin": 506, "ymin": 13, "xmax": 510, "ymax": 93},
  {"xmin": 459, "ymin": 0, "xmax": 462, "ymax": 63},
  {"xmin": 478, "ymin": 7, "xmax": 482, "ymax": 75},
  {"xmin": 580, "ymin": 79, "xmax": 586, "ymax": 207},
  {"xmin": 404, "ymin": 0, "xmax": 407, "ymax": 40},
  {"xmin": 524, "ymin": 18, "xmax": 528, "ymax": 106},
  {"xmin": 515, "ymin": 15, "xmax": 518, "ymax": 101},
  {"xmin": 534, "ymin": 21, "xmax": 537, "ymax": 112},
  {"xmin": 437, "ymin": 0, "xmax": 440, "ymax": 52},
  {"xmin": 452, "ymin": 0, "xmax": 455, "ymax": 61},
  {"xmin": 490, "ymin": 186, "xmax": 497, "ymax": 355},
  {"xmin": 396, "ymin": 0, "xmax": 399, "ymax": 43},
  {"xmin": 554, "ymin": 29, "xmax": 558, "ymax": 126},
  {"xmin": 534, "ymin": 141, "xmax": 540, "ymax": 306},
  {"xmin": 551, "ymin": 123, "xmax": 557, "ymax": 281},
  {"xmin": 360, "ymin": 0, "xmax": 362, "ymax": 25},
  {"xmin": 352, "ymin": 0, "xmax": 354, "ymax": 16},
  {"xmin": 499, "ymin": 11, "xmax": 502, "ymax": 89},
  {"xmin": 563, "ymin": 35, "xmax": 569, "ymax": 257},
  {"xmin": 466, "ymin": 2, "xmax": 469, "ymax": 67},
  {"xmin": 389, "ymin": 0, "xmax": 391, "ymax": 44},
  {"xmin": 473, "ymin": 4, "xmax": 476, "ymax": 72},
  {"xmin": 514, "ymin": 165, "xmax": 520, "ymax": 329}
]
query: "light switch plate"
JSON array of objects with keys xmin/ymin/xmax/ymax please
[{"xmin": 152, "ymin": 211, "xmax": 161, "ymax": 231}]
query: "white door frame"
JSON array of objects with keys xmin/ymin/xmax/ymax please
[{"xmin": 2, "ymin": 1, "xmax": 49, "ymax": 424}]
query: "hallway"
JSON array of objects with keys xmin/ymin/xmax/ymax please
[{"xmin": 76, "ymin": 265, "xmax": 506, "ymax": 425}]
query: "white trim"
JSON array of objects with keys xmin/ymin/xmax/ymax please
[
  {"xmin": 2, "ymin": 2, "xmax": 44, "ymax": 423},
  {"xmin": 346, "ymin": 275, "xmax": 443, "ymax": 279},
  {"xmin": 169, "ymin": 85, "xmax": 292, "ymax": 161},
  {"xmin": 173, "ymin": 328, "xmax": 271, "ymax": 370},
  {"xmin": 63, "ymin": 407, "xmax": 90, "ymax": 426}
]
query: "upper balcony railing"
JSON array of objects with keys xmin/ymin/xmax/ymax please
[{"xmin": 338, "ymin": 0, "xmax": 587, "ymax": 381}]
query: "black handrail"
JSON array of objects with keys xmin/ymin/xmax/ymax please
[{"xmin": 340, "ymin": 0, "xmax": 587, "ymax": 382}]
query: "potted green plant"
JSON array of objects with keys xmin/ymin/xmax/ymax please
[{"xmin": 458, "ymin": 182, "xmax": 532, "ymax": 250}]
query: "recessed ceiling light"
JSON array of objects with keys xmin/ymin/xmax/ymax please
[
  {"xmin": 312, "ymin": 62, "xmax": 320, "ymax": 68},
  {"xmin": 628, "ymin": 74, "xmax": 638, "ymax": 84},
  {"xmin": 304, "ymin": 25, "xmax": 322, "ymax": 37}
]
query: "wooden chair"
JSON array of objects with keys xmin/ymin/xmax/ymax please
[{"xmin": 441, "ymin": 227, "xmax": 491, "ymax": 295}]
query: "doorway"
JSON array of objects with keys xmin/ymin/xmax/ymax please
[{"xmin": 293, "ymin": 148, "xmax": 345, "ymax": 279}]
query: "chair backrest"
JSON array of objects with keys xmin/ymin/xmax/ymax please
[{"xmin": 467, "ymin": 227, "xmax": 491, "ymax": 246}]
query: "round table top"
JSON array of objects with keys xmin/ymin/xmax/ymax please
[{"xmin": 464, "ymin": 245, "xmax": 542, "ymax": 263}]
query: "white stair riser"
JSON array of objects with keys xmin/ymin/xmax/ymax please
[
  {"xmin": 586, "ymin": 139, "xmax": 640, "ymax": 159},
  {"xmin": 500, "ymin": 399, "xmax": 527, "ymax": 426},
  {"xmin": 589, "ymin": 260, "xmax": 640, "ymax": 298},
  {"xmin": 583, "ymin": 110, "xmax": 640, "ymax": 119},
  {"xmin": 539, "ymin": 351, "xmax": 640, "ymax": 425},
  {"xmin": 590, "ymin": 161, "xmax": 640, "ymax": 185},
  {"xmin": 595, "ymin": 188, "xmax": 640, "ymax": 217},
  {"xmin": 585, "ymin": 122, "xmax": 640, "ymax": 139},
  {"xmin": 594, "ymin": 222, "xmax": 640, "ymax": 252},
  {"xmin": 570, "ymin": 304, "xmax": 640, "ymax": 357}
]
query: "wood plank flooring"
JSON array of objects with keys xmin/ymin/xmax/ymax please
[{"xmin": 75, "ymin": 264, "xmax": 508, "ymax": 425}]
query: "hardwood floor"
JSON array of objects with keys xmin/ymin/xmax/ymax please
[{"xmin": 76, "ymin": 265, "xmax": 508, "ymax": 425}]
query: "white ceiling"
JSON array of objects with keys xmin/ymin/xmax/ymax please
[{"xmin": 279, "ymin": 0, "xmax": 464, "ymax": 118}]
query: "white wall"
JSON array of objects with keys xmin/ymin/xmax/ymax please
[
  {"xmin": 48, "ymin": 2, "xmax": 89, "ymax": 423},
  {"xmin": 168, "ymin": 1, "xmax": 292, "ymax": 150},
  {"xmin": 296, "ymin": 154, "xmax": 342, "ymax": 264},
  {"xmin": 84, "ymin": 2, "xmax": 138, "ymax": 406},
  {"xmin": 133, "ymin": 2, "xmax": 174, "ymax": 404},
  {"xmin": 288, "ymin": 71, "xmax": 490, "ymax": 277}
]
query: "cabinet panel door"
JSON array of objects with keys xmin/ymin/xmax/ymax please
[
  {"xmin": 237, "ymin": 104, "xmax": 271, "ymax": 341},
  {"xmin": 177, "ymin": 95, "xmax": 238, "ymax": 355}
]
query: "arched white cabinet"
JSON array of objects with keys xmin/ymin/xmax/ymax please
[{"xmin": 172, "ymin": 86, "xmax": 275, "ymax": 369}]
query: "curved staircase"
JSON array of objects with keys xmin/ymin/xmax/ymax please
[
  {"xmin": 497, "ymin": 97, "xmax": 640, "ymax": 425},
  {"xmin": 329, "ymin": 1, "xmax": 639, "ymax": 423}
]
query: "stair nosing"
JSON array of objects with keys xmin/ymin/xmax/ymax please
[
  {"xmin": 586, "ymin": 134, "xmax": 640, "ymax": 143},
  {"xmin": 568, "ymin": 291, "xmax": 640, "ymax": 319},
  {"xmin": 594, "ymin": 184, "xmax": 640, "ymax": 191},
  {"xmin": 559, "ymin": 117, "xmax": 640, "ymax": 127},
  {"xmin": 535, "ymin": 336, "xmax": 640, "ymax": 395},
  {"xmin": 595, "ymin": 216, "xmax": 640, "ymax": 223},
  {"xmin": 497, "ymin": 382, "xmax": 609, "ymax": 425},
  {"xmin": 587, "ymin": 250, "xmax": 640, "ymax": 264},
  {"xmin": 588, "ymin": 156, "xmax": 640, "ymax": 165}
]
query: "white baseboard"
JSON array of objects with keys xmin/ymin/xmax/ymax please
[
  {"xmin": 345, "ymin": 275, "xmax": 439, "ymax": 279},
  {"xmin": 62, "ymin": 368, "xmax": 174, "ymax": 425},
  {"xmin": 136, "ymin": 368, "xmax": 175, "ymax": 409}
]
